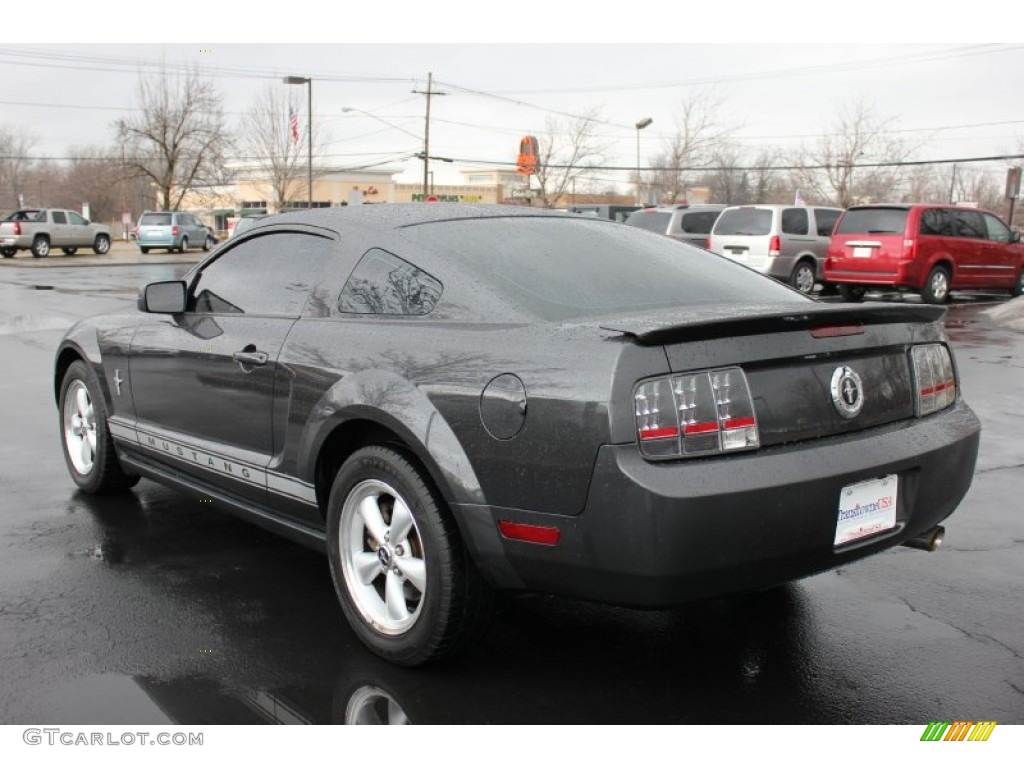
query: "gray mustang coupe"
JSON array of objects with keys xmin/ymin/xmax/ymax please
[{"xmin": 54, "ymin": 205, "xmax": 980, "ymax": 665}]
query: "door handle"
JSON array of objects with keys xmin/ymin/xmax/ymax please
[{"xmin": 232, "ymin": 349, "xmax": 268, "ymax": 367}]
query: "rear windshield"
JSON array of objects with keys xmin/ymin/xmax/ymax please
[
  {"xmin": 624, "ymin": 210, "xmax": 670, "ymax": 233},
  {"xmin": 680, "ymin": 211, "xmax": 720, "ymax": 234},
  {"xmin": 410, "ymin": 217, "xmax": 804, "ymax": 322},
  {"xmin": 835, "ymin": 208, "xmax": 909, "ymax": 235},
  {"xmin": 713, "ymin": 208, "xmax": 772, "ymax": 236},
  {"xmin": 140, "ymin": 213, "xmax": 172, "ymax": 226}
]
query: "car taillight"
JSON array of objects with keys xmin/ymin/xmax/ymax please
[
  {"xmin": 172, "ymin": 225, "xmax": 180, "ymax": 236},
  {"xmin": 635, "ymin": 367, "xmax": 760, "ymax": 458},
  {"xmin": 912, "ymin": 344, "xmax": 957, "ymax": 417},
  {"xmin": 902, "ymin": 238, "xmax": 916, "ymax": 258},
  {"xmin": 705, "ymin": 236, "xmax": 711, "ymax": 249},
  {"xmin": 13, "ymin": 222, "xmax": 20, "ymax": 236},
  {"xmin": 768, "ymin": 235, "xmax": 781, "ymax": 256}
]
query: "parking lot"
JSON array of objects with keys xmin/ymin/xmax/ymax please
[{"xmin": 0, "ymin": 261, "xmax": 1021, "ymax": 725}]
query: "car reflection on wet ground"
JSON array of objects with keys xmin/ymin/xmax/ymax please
[{"xmin": 0, "ymin": 266, "xmax": 1021, "ymax": 724}]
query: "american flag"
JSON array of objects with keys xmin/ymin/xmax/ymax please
[
  {"xmin": 794, "ymin": 189, "xmax": 806, "ymax": 206},
  {"xmin": 289, "ymin": 106, "xmax": 299, "ymax": 145}
]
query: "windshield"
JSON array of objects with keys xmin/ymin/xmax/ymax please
[{"xmin": 411, "ymin": 217, "xmax": 805, "ymax": 322}]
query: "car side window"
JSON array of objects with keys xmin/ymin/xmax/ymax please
[
  {"xmin": 982, "ymin": 213, "xmax": 1011, "ymax": 242},
  {"xmin": 189, "ymin": 231, "xmax": 333, "ymax": 316},
  {"xmin": 338, "ymin": 249, "xmax": 442, "ymax": 316},
  {"xmin": 781, "ymin": 208, "xmax": 808, "ymax": 235},
  {"xmin": 919, "ymin": 208, "xmax": 953, "ymax": 236},
  {"xmin": 52, "ymin": 211, "xmax": 67, "ymax": 224},
  {"xmin": 953, "ymin": 210, "xmax": 986, "ymax": 240},
  {"xmin": 68, "ymin": 212, "xmax": 87, "ymax": 225},
  {"xmin": 813, "ymin": 209, "xmax": 840, "ymax": 237}
]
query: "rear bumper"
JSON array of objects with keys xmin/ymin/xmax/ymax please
[
  {"xmin": 825, "ymin": 258, "xmax": 923, "ymax": 288},
  {"xmin": 457, "ymin": 401, "xmax": 980, "ymax": 605},
  {"xmin": 0, "ymin": 237, "xmax": 29, "ymax": 248}
]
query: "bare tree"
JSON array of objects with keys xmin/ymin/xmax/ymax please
[
  {"xmin": 0, "ymin": 125, "xmax": 36, "ymax": 211},
  {"xmin": 532, "ymin": 110, "xmax": 607, "ymax": 209},
  {"xmin": 240, "ymin": 85, "xmax": 326, "ymax": 211},
  {"xmin": 790, "ymin": 100, "xmax": 916, "ymax": 207},
  {"xmin": 647, "ymin": 92, "xmax": 734, "ymax": 204},
  {"xmin": 116, "ymin": 67, "xmax": 232, "ymax": 211}
]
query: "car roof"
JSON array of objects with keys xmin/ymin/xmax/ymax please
[{"xmin": 258, "ymin": 203, "xmax": 574, "ymax": 233}]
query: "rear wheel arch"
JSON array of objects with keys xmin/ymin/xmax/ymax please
[{"xmin": 313, "ymin": 417, "xmax": 461, "ymax": 523}]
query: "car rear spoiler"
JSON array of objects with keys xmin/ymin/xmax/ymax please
[{"xmin": 599, "ymin": 303, "xmax": 946, "ymax": 345}]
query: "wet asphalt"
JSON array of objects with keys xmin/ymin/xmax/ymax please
[{"xmin": 0, "ymin": 265, "xmax": 1021, "ymax": 725}]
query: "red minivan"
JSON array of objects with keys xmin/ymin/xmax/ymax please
[{"xmin": 825, "ymin": 204, "xmax": 1024, "ymax": 303}]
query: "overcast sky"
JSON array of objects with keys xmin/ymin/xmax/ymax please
[{"xmin": 5, "ymin": 14, "xmax": 1024, "ymax": 190}]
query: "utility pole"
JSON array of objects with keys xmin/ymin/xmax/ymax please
[{"xmin": 413, "ymin": 72, "xmax": 447, "ymax": 197}]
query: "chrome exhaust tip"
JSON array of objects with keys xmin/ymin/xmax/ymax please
[{"xmin": 902, "ymin": 525, "xmax": 945, "ymax": 552}]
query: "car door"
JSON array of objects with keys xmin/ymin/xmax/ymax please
[
  {"xmin": 951, "ymin": 209, "xmax": 988, "ymax": 287},
  {"xmin": 50, "ymin": 210, "xmax": 69, "ymax": 247},
  {"xmin": 66, "ymin": 211, "xmax": 91, "ymax": 247},
  {"xmin": 128, "ymin": 229, "xmax": 335, "ymax": 504},
  {"xmin": 979, "ymin": 212, "xmax": 1018, "ymax": 288},
  {"xmin": 184, "ymin": 214, "xmax": 206, "ymax": 247}
]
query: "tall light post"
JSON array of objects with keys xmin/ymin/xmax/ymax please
[
  {"xmin": 635, "ymin": 117, "xmax": 652, "ymax": 206},
  {"xmin": 283, "ymin": 76, "xmax": 312, "ymax": 209}
]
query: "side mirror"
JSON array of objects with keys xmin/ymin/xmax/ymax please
[{"xmin": 141, "ymin": 280, "xmax": 187, "ymax": 313}]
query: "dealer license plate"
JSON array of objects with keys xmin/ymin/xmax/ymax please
[
  {"xmin": 852, "ymin": 246, "xmax": 873, "ymax": 258},
  {"xmin": 834, "ymin": 474, "xmax": 898, "ymax": 546}
]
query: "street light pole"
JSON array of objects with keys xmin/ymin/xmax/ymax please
[
  {"xmin": 284, "ymin": 76, "xmax": 313, "ymax": 209},
  {"xmin": 635, "ymin": 117, "xmax": 652, "ymax": 206},
  {"xmin": 412, "ymin": 73, "xmax": 446, "ymax": 198}
]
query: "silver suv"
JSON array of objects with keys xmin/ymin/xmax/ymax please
[
  {"xmin": 136, "ymin": 211, "xmax": 215, "ymax": 254},
  {"xmin": 624, "ymin": 204, "xmax": 726, "ymax": 247},
  {"xmin": 708, "ymin": 204, "xmax": 843, "ymax": 294}
]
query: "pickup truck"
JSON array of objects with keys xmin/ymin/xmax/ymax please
[{"xmin": 0, "ymin": 208, "xmax": 112, "ymax": 258}]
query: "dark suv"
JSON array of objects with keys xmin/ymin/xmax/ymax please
[{"xmin": 826, "ymin": 204, "xmax": 1024, "ymax": 303}]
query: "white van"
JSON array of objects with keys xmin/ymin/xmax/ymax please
[{"xmin": 708, "ymin": 204, "xmax": 843, "ymax": 294}]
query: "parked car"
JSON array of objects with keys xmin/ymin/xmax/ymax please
[
  {"xmin": 0, "ymin": 208, "xmax": 112, "ymax": 258},
  {"xmin": 624, "ymin": 204, "xmax": 726, "ymax": 247},
  {"xmin": 54, "ymin": 205, "xmax": 980, "ymax": 666},
  {"xmin": 825, "ymin": 204, "xmax": 1024, "ymax": 303},
  {"xmin": 569, "ymin": 204, "xmax": 641, "ymax": 223},
  {"xmin": 136, "ymin": 211, "xmax": 216, "ymax": 254},
  {"xmin": 708, "ymin": 204, "xmax": 843, "ymax": 294}
]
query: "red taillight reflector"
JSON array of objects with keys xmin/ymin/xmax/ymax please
[
  {"xmin": 920, "ymin": 382, "xmax": 953, "ymax": 397},
  {"xmin": 13, "ymin": 222, "xmax": 21, "ymax": 235},
  {"xmin": 172, "ymin": 225, "xmax": 180, "ymax": 235},
  {"xmin": 810, "ymin": 324, "xmax": 864, "ymax": 338},
  {"xmin": 498, "ymin": 521, "xmax": 560, "ymax": 546},
  {"xmin": 768, "ymin": 234, "xmax": 781, "ymax": 255},
  {"xmin": 639, "ymin": 426, "xmax": 680, "ymax": 441},
  {"xmin": 722, "ymin": 416, "xmax": 756, "ymax": 430},
  {"xmin": 683, "ymin": 421, "xmax": 719, "ymax": 435}
]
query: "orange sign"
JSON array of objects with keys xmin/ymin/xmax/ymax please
[{"xmin": 517, "ymin": 136, "xmax": 539, "ymax": 176}]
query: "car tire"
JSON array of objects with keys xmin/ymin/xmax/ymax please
[
  {"xmin": 1, "ymin": 247, "xmax": 15, "ymax": 258},
  {"xmin": 789, "ymin": 260, "xmax": 816, "ymax": 294},
  {"xmin": 921, "ymin": 265, "xmax": 951, "ymax": 304},
  {"xmin": 31, "ymin": 236, "xmax": 50, "ymax": 258},
  {"xmin": 326, "ymin": 445, "xmax": 493, "ymax": 666},
  {"xmin": 62, "ymin": 247, "xmax": 78, "ymax": 255},
  {"xmin": 92, "ymin": 234, "xmax": 111, "ymax": 255},
  {"xmin": 202, "ymin": 236, "xmax": 214, "ymax": 252},
  {"xmin": 838, "ymin": 284, "xmax": 867, "ymax": 302},
  {"xmin": 140, "ymin": 247, "xmax": 149, "ymax": 254},
  {"xmin": 1012, "ymin": 269, "xmax": 1024, "ymax": 297},
  {"xmin": 178, "ymin": 237, "xmax": 188, "ymax": 254},
  {"xmin": 59, "ymin": 360, "xmax": 140, "ymax": 495}
]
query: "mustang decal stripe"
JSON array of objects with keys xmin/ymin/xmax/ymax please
[{"xmin": 108, "ymin": 419, "xmax": 315, "ymax": 506}]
